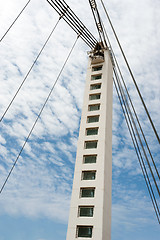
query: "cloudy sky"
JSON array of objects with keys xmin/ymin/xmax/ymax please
[{"xmin": 0, "ymin": 0, "xmax": 159, "ymax": 239}]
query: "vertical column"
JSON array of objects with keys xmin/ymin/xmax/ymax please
[{"xmin": 66, "ymin": 48, "xmax": 113, "ymax": 240}]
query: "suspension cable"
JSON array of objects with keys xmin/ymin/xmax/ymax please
[
  {"xmin": 88, "ymin": 0, "xmax": 107, "ymax": 47},
  {"xmin": 100, "ymin": 0, "xmax": 160, "ymax": 144},
  {"xmin": 101, "ymin": 16, "xmax": 160, "ymax": 221},
  {"xmin": 46, "ymin": 0, "xmax": 98, "ymax": 49},
  {"xmin": 52, "ymin": 0, "xmax": 96, "ymax": 47},
  {"xmin": 113, "ymin": 75, "xmax": 160, "ymax": 223},
  {"xmin": 102, "ymin": 22, "xmax": 160, "ymax": 182},
  {"xmin": 0, "ymin": 35, "xmax": 79, "ymax": 194},
  {"xmin": 0, "ymin": 0, "xmax": 32, "ymax": 42},
  {"xmin": 114, "ymin": 66, "xmax": 160, "ymax": 198},
  {"xmin": 0, "ymin": 17, "xmax": 61, "ymax": 122},
  {"xmin": 113, "ymin": 52, "xmax": 160, "ymax": 181}
]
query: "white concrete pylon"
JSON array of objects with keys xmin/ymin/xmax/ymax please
[{"xmin": 66, "ymin": 46, "xmax": 113, "ymax": 240}]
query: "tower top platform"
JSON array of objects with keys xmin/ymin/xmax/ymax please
[{"xmin": 88, "ymin": 42, "xmax": 107, "ymax": 64}]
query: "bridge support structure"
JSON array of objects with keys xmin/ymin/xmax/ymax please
[{"xmin": 67, "ymin": 44, "xmax": 113, "ymax": 240}]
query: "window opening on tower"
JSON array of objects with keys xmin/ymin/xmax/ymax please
[
  {"xmin": 89, "ymin": 93, "xmax": 101, "ymax": 100},
  {"xmin": 92, "ymin": 65, "xmax": 103, "ymax": 71},
  {"xmin": 85, "ymin": 141, "xmax": 98, "ymax": 149},
  {"xmin": 86, "ymin": 127, "xmax": 98, "ymax": 135},
  {"xmin": 91, "ymin": 74, "xmax": 102, "ymax": 80},
  {"xmin": 76, "ymin": 226, "xmax": 93, "ymax": 238},
  {"xmin": 83, "ymin": 155, "xmax": 97, "ymax": 164},
  {"xmin": 82, "ymin": 171, "xmax": 96, "ymax": 180},
  {"xmin": 78, "ymin": 206, "xmax": 94, "ymax": 217},
  {"xmin": 90, "ymin": 83, "xmax": 101, "ymax": 90},
  {"xmin": 80, "ymin": 188, "xmax": 95, "ymax": 198},
  {"xmin": 87, "ymin": 115, "xmax": 99, "ymax": 123},
  {"xmin": 88, "ymin": 104, "xmax": 100, "ymax": 111}
]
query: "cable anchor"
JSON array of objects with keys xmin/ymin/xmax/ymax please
[
  {"xmin": 59, "ymin": 6, "xmax": 69, "ymax": 19},
  {"xmin": 77, "ymin": 26, "xmax": 85, "ymax": 38}
]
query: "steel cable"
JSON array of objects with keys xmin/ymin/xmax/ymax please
[
  {"xmin": 0, "ymin": 35, "xmax": 79, "ymax": 194},
  {"xmin": 102, "ymin": 20, "xmax": 160, "ymax": 183},
  {"xmin": 101, "ymin": 13, "xmax": 160, "ymax": 220},
  {"xmin": 114, "ymin": 66, "xmax": 160, "ymax": 197},
  {"xmin": 46, "ymin": 0, "xmax": 98, "ymax": 48},
  {"xmin": 100, "ymin": 0, "xmax": 160, "ymax": 144},
  {"xmin": 114, "ymin": 66, "xmax": 160, "ymax": 198},
  {"xmin": 0, "ymin": 17, "xmax": 61, "ymax": 122},
  {"xmin": 113, "ymin": 75, "xmax": 160, "ymax": 223},
  {"xmin": 0, "ymin": 0, "xmax": 32, "ymax": 42}
]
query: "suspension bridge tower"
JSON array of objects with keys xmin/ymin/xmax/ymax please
[{"xmin": 66, "ymin": 42, "xmax": 113, "ymax": 239}]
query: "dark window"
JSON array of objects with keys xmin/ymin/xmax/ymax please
[
  {"xmin": 92, "ymin": 65, "xmax": 102, "ymax": 71},
  {"xmin": 77, "ymin": 226, "xmax": 93, "ymax": 238},
  {"xmin": 79, "ymin": 206, "xmax": 94, "ymax": 217},
  {"xmin": 90, "ymin": 83, "xmax": 101, "ymax": 90},
  {"xmin": 91, "ymin": 74, "xmax": 102, "ymax": 80},
  {"xmin": 89, "ymin": 93, "xmax": 101, "ymax": 100},
  {"xmin": 85, "ymin": 141, "xmax": 97, "ymax": 149},
  {"xmin": 82, "ymin": 171, "xmax": 96, "ymax": 180},
  {"xmin": 86, "ymin": 128, "xmax": 98, "ymax": 136},
  {"xmin": 88, "ymin": 104, "xmax": 100, "ymax": 111},
  {"xmin": 80, "ymin": 188, "xmax": 95, "ymax": 198},
  {"xmin": 83, "ymin": 155, "xmax": 97, "ymax": 164},
  {"xmin": 87, "ymin": 115, "xmax": 99, "ymax": 123}
]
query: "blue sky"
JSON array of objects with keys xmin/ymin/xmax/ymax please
[{"xmin": 0, "ymin": 0, "xmax": 160, "ymax": 240}]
